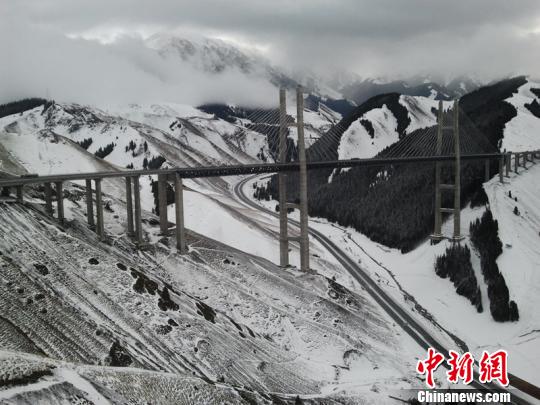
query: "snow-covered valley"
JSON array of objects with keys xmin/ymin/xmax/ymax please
[{"xmin": 1, "ymin": 76, "xmax": 540, "ymax": 403}]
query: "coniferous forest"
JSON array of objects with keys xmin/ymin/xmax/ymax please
[
  {"xmin": 259, "ymin": 77, "xmax": 527, "ymax": 253},
  {"xmin": 435, "ymin": 244, "xmax": 483, "ymax": 312},
  {"xmin": 469, "ymin": 210, "xmax": 519, "ymax": 322}
]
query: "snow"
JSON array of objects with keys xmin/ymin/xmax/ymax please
[
  {"xmin": 179, "ymin": 189, "xmax": 281, "ymax": 264},
  {"xmin": 0, "ymin": 100, "xmax": 429, "ymax": 402},
  {"xmin": 0, "ymin": 131, "xmax": 117, "ymax": 178},
  {"xmin": 399, "ymin": 95, "xmax": 452, "ymax": 134},
  {"xmin": 2, "ymin": 87, "xmax": 539, "ymax": 401},
  {"xmin": 502, "ymin": 80, "xmax": 540, "ymax": 152},
  {"xmin": 301, "ymin": 165, "xmax": 540, "ymax": 386},
  {"xmin": 337, "ymin": 105, "xmax": 399, "ymax": 160}
]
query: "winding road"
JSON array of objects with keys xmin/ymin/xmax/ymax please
[{"xmin": 234, "ymin": 175, "xmax": 539, "ymax": 404}]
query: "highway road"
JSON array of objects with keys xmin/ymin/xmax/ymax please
[{"xmin": 234, "ymin": 175, "xmax": 538, "ymax": 404}]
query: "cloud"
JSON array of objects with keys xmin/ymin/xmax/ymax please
[
  {"xmin": 0, "ymin": 20, "xmax": 277, "ymax": 106},
  {"xmin": 2, "ymin": 0, "xmax": 540, "ymax": 105}
]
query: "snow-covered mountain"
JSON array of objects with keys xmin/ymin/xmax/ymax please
[
  {"xmin": 252, "ymin": 76, "xmax": 540, "ymax": 387},
  {"xmin": 146, "ymin": 34, "xmax": 345, "ymax": 100},
  {"xmin": 145, "ymin": 34, "xmax": 483, "ymax": 105},
  {"xmin": 341, "ymin": 76, "xmax": 483, "ymax": 106},
  {"xmin": 1, "ymin": 76, "xmax": 540, "ymax": 402},
  {"xmin": 0, "ymin": 97, "xmax": 431, "ymax": 403}
]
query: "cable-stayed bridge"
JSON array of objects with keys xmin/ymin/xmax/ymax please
[
  {"xmin": 1, "ymin": 87, "xmax": 540, "ymax": 403},
  {"xmin": 0, "ymin": 86, "xmax": 538, "ymax": 263}
]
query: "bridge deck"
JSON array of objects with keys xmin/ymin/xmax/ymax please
[{"xmin": 0, "ymin": 153, "xmax": 506, "ymax": 187}]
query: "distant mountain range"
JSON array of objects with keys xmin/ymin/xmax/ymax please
[{"xmin": 147, "ymin": 33, "xmax": 485, "ymax": 106}]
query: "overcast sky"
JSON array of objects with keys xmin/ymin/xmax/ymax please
[{"xmin": 2, "ymin": 0, "xmax": 540, "ymax": 105}]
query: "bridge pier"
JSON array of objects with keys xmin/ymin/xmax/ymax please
[
  {"xmin": 175, "ymin": 174, "xmax": 187, "ymax": 254},
  {"xmin": 95, "ymin": 179, "xmax": 104, "ymax": 241},
  {"xmin": 499, "ymin": 156, "xmax": 504, "ymax": 183},
  {"xmin": 55, "ymin": 181, "xmax": 64, "ymax": 225},
  {"xmin": 505, "ymin": 152, "xmax": 511, "ymax": 177},
  {"xmin": 452, "ymin": 100, "xmax": 462, "ymax": 241},
  {"xmin": 44, "ymin": 182, "xmax": 53, "ymax": 214},
  {"xmin": 16, "ymin": 186, "xmax": 23, "ymax": 203},
  {"xmin": 296, "ymin": 85, "xmax": 310, "ymax": 272},
  {"xmin": 125, "ymin": 178, "xmax": 134, "ymax": 236},
  {"xmin": 514, "ymin": 153, "xmax": 519, "ymax": 173},
  {"xmin": 484, "ymin": 159, "xmax": 490, "ymax": 182},
  {"xmin": 158, "ymin": 174, "xmax": 169, "ymax": 236},
  {"xmin": 85, "ymin": 179, "xmax": 95, "ymax": 228},
  {"xmin": 133, "ymin": 176, "xmax": 143, "ymax": 246},
  {"xmin": 278, "ymin": 88, "xmax": 289, "ymax": 267},
  {"xmin": 432, "ymin": 100, "xmax": 443, "ymax": 240}
]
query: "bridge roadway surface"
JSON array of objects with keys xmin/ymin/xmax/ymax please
[
  {"xmin": 0, "ymin": 153, "xmax": 503, "ymax": 187},
  {"xmin": 234, "ymin": 175, "xmax": 540, "ymax": 404}
]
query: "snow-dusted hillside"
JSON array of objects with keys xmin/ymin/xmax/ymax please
[
  {"xmin": 0, "ymin": 160, "xmax": 423, "ymax": 403},
  {"xmin": 336, "ymin": 96, "xmax": 452, "ymax": 160},
  {"xmin": 1, "ymin": 76, "xmax": 539, "ymax": 402},
  {"xmin": 307, "ymin": 162, "xmax": 540, "ymax": 386},
  {"xmin": 146, "ymin": 34, "xmax": 348, "ymax": 100},
  {"xmin": 338, "ymin": 105, "xmax": 399, "ymax": 160},
  {"xmin": 502, "ymin": 80, "xmax": 540, "ymax": 151}
]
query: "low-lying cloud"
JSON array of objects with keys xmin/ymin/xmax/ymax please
[
  {"xmin": 0, "ymin": 22, "xmax": 277, "ymax": 107},
  {"xmin": 2, "ymin": 0, "xmax": 540, "ymax": 106}
]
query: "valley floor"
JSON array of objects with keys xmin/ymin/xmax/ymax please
[
  {"xmin": 0, "ymin": 178, "xmax": 424, "ymax": 404},
  {"xmin": 243, "ymin": 163, "xmax": 540, "ymax": 388}
]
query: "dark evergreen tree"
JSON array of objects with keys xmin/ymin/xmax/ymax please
[
  {"xmin": 434, "ymin": 244, "xmax": 482, "ymax": 312},
  {"xmin": 470, "ymin": 210, "xmax": 519, "ymax": 321},
  {"xmin": 76, "ymin": 138, "xmax": 93, "ymax": 150},
  {"xmin": 94, "ymin": 142, "xmax": 115, "ymax": 159},
  {"xmin": 0, "ymin": 98, "xmax": 48, "ymax": 119}
]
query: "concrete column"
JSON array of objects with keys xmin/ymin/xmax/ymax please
[
  {"xmin": 505, "ymin": 152, "xmax": 511, "ymax": 177},
  {"xmin": 175, "ymin": 174, "xmax": 187, "ymax": 254},
  {"xmin": 432, "ymin": 100, "xmax": 443, "ymax": 240},
  {"xmin": 125, "ymin": 177, "xmax": 134, "ymax": 236},
  {"xmin": 158, "ymin": 174, "xmax": 169, "ymax": 236},
  {"xmin": 499, "ymin": 156, "xmax": 504, "ymax": 183},
  {"xmin": 85, "ymin": 179, "xmax": 94, "ymax": 228},
  {"xmin": 15, "ymin": 186, "xmax": 23, "ymax": 203},
  {"xmin": 514, "ymin": 153, "xmax": 519, "ymax": 173},
  {"xmin": 133, "ymin": 176, "xmax": 143, "ymax": 246},
  {"xmin": 452, "ymin": 100, "xmax": 461, "ymax": 241},
  {"xmin": 95, "ymin": 179, "xmax": 104, "ymax": 241},
  {"xmin": 55, "ymin": 182, "xmax": 64, "ymax": 225},
  {"xmin": 296, "ymin": 85, "xmax": 309, "ymax": 272},
  {"xmin": 44, "ymin": 182, "xmax": 53, "ymax": 214},
  {"xmin": 484, "ymin": 159, "xmax": 490, "ymax": 182},
  {"xmin": 278, "ymin": 88, "xmax": 289, "ymax": 267}
]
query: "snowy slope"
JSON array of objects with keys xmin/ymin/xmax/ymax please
[
  {"xmin": 0, "ymin": 178, "xmax": 422, "ymax": 402},
  {"xmin": 399, "ymin": 95, "xmax": 452, "ymax": 134},
  {"xmin": 0, "ymin": 100, "xmax": 345, "ymax": 265},
  {"xmin": 337, "ymin": 105, "xmax": 399, "ymax": 160},
  {"xmin": 335, "ymin": 96, "xmax": 452, "ymax": 161},
  {"xmin": 502, "ymin": 80, "xmax": 540, "ymax": 151},
  {"xmin": 298, "ymin": 164, "xmax": 540, "ymax": 386}
]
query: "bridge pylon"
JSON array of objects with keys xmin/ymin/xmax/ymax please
[
  {"xmin": 431, "ymin": 99, "xmax": 464, "ymax": 243},
  {"xmin": 278, "ymin": 86, "xmax": 310, "ymax": 272}
]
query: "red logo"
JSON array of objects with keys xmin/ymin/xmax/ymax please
[
  {"xmin": 416, "ymin": 348, "xmax": 445, "ymax": 388},
  {"xmin": 417, "ymin": 349, "xmax": 509, "ymax": 388},
  {"xmin": 479, "ymin": 350, "xmax": 509, "ymax": 387},
  {"xmin": 446, "ymin": 350, "xmax": 474, "ymax": 385}
]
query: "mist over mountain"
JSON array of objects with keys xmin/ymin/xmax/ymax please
[{"xmin": 0, "ymin": 19, "xmax": 505, "ymax": 110}]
